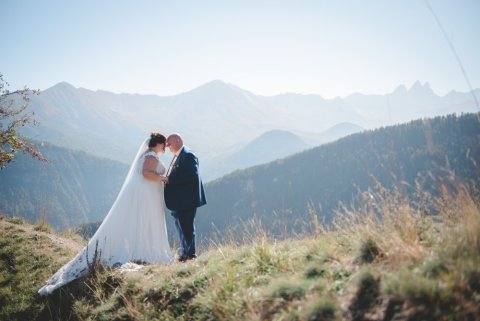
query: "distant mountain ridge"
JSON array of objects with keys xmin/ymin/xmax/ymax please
[
  {"xmin": 310, "ymin": 122, "xmax": 365, "ymax": 145},
  {"xmin": 21, "ymin": 80, "xmax": 479, "ymax": 181},
  {"xmin": 210, "ymin": 130, "xmax": 310, "ymax": 178}
]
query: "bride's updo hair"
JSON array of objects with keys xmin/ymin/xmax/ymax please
[{"xmin": 149, "ymin": 132, "xmax": 166, "ymax": 147}]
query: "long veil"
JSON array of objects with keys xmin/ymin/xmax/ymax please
[
  {"xmin": 38, "ymin": 138, "xmax": 153, "ymax": 296},
  {"xmin": 95, "ymin": 138, "xmax": 150, "ymax": 225},
  {"xmin": 116, "ymin": 138, "xmax": 150, "ymax": 196}
]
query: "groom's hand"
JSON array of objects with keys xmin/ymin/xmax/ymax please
[{"xmin": 160, "ymin": 176, "xmax": 169, "ymax": 184}]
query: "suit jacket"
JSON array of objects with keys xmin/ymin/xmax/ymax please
[{"xmin": 165, "ymin": 147, "xmax": 207, "ymax": 211}]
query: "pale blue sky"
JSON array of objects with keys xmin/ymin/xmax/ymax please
[{"xmin": 1, "ymin": 0, "xmax": 479, "ymax": 98}]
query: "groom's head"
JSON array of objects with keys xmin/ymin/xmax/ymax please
[{"xmin": 166, "ymin": 134, "xmax": 183, "ymax": 153}]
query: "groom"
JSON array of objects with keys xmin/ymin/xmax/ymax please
[{"xmin": 163, "ymin": 134, "xmax": 206, "ymax": 262}]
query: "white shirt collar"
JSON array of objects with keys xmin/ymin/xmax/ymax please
[{"xmin": 174, "ymin": 146, "xmax": 184, "ymax": 157}]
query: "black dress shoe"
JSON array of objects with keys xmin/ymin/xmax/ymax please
[{"xmin": 177, "ymin": 255, "xmax": 197, "ymax": 263}]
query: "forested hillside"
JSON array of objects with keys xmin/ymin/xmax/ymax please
[
  {"xmin": 0, "ymin": 143, "xmax": 128, "ymax": 230},
  {"xmin": 197, "ymin": 113, "xmax": 480, "ymax": 240}
]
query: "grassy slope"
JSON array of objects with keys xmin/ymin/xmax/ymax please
[
  {"xmin": 1, "ymin": 185, "xmax": 479, "ymax": 321},
  {"xmin": 0, "ymin": 216, "xmax": 83, "ymax": 320}
]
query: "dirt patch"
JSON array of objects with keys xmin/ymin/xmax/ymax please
[{"xmin": 0, "ymin": 220, "xmax": 84, "ymax": 252}]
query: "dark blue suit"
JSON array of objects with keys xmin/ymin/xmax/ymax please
[{"xmin": 165, "ymin": 147, "xmax": 206, "ymax": 260}]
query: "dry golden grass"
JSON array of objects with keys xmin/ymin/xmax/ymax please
[{"xmin": 2, "ymin": 181, "xmax": 479, "ymax": 320}]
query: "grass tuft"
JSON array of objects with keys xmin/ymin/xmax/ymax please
[
  {"xmin": 34, "ymin": 220, "xmax": 53, "ymax": 233},
  {"xmin": 348, "ymin": 270, "xmax": 380, "ymax": 319},
  {"xmin": 262, "ymin": 278, "xmax": 307, "ymax": 301},
  {"xmin": 382, "ymin": 269, "xmax": 440, "ymax": 304},
  {"xmin": 300, "ymin": 296, "xmax": 337, "ymax": 321},
  {"xmin": 6, "ymin": 216, "xmax": 24, "ymax": 225},
  {"xmin": 355, "ymin": 238, "xmax": 381, "ymax": 264},
  {"xmin": 304, "ymin": 262, "xmax": 329, "ymax": 279}
]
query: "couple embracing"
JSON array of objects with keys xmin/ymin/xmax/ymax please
[{"xmin": 38, "ymin": 133, "xmax": 206, "ymax": 296}]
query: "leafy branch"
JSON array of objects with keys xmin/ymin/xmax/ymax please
[{"xmin": 0, "ymin": 73, "xmax": 46, "ymax": 168}]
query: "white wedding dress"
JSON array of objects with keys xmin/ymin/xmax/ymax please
[{"xmin": 38, "ymin": 139, "xmax": 173, "ymax": 296}]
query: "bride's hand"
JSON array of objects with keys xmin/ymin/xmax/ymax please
[{"xmin": 159, "ymin": 176, "xmax": 169, "ymax": 184}]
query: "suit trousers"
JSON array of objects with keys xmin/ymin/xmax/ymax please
[{"xmin": 171, "ymin": 208, "xmax": 197, "ymax": 259}]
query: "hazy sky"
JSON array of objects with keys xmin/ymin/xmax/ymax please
[{"xmin": 1, "ymin": 0, "xmax": 479, "ymax": 98}]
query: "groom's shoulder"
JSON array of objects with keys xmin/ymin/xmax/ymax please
[
  {"xmin": 182, "ymin": 146, "xmax": 196, "ymax": 156},
  {"xmin": 182, "ymin": 147, "xmax": 200, "ymax": 163}
]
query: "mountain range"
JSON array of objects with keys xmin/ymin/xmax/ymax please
[
  {"xmin": 3, "ymin": 112, "xmax": 479, "ymax": 245},
  {"xmin": 21, "ymin": 80, "xmax": 479, "ymax": 181}
]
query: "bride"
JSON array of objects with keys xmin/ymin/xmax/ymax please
[{"xmin": 38, "ymin": 132, "xmax": 173, "ymax": 296}]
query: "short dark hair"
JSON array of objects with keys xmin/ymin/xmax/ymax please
[{"xmin": 149, "ymin": 132, "xmax": 166, "ymax": 147}]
